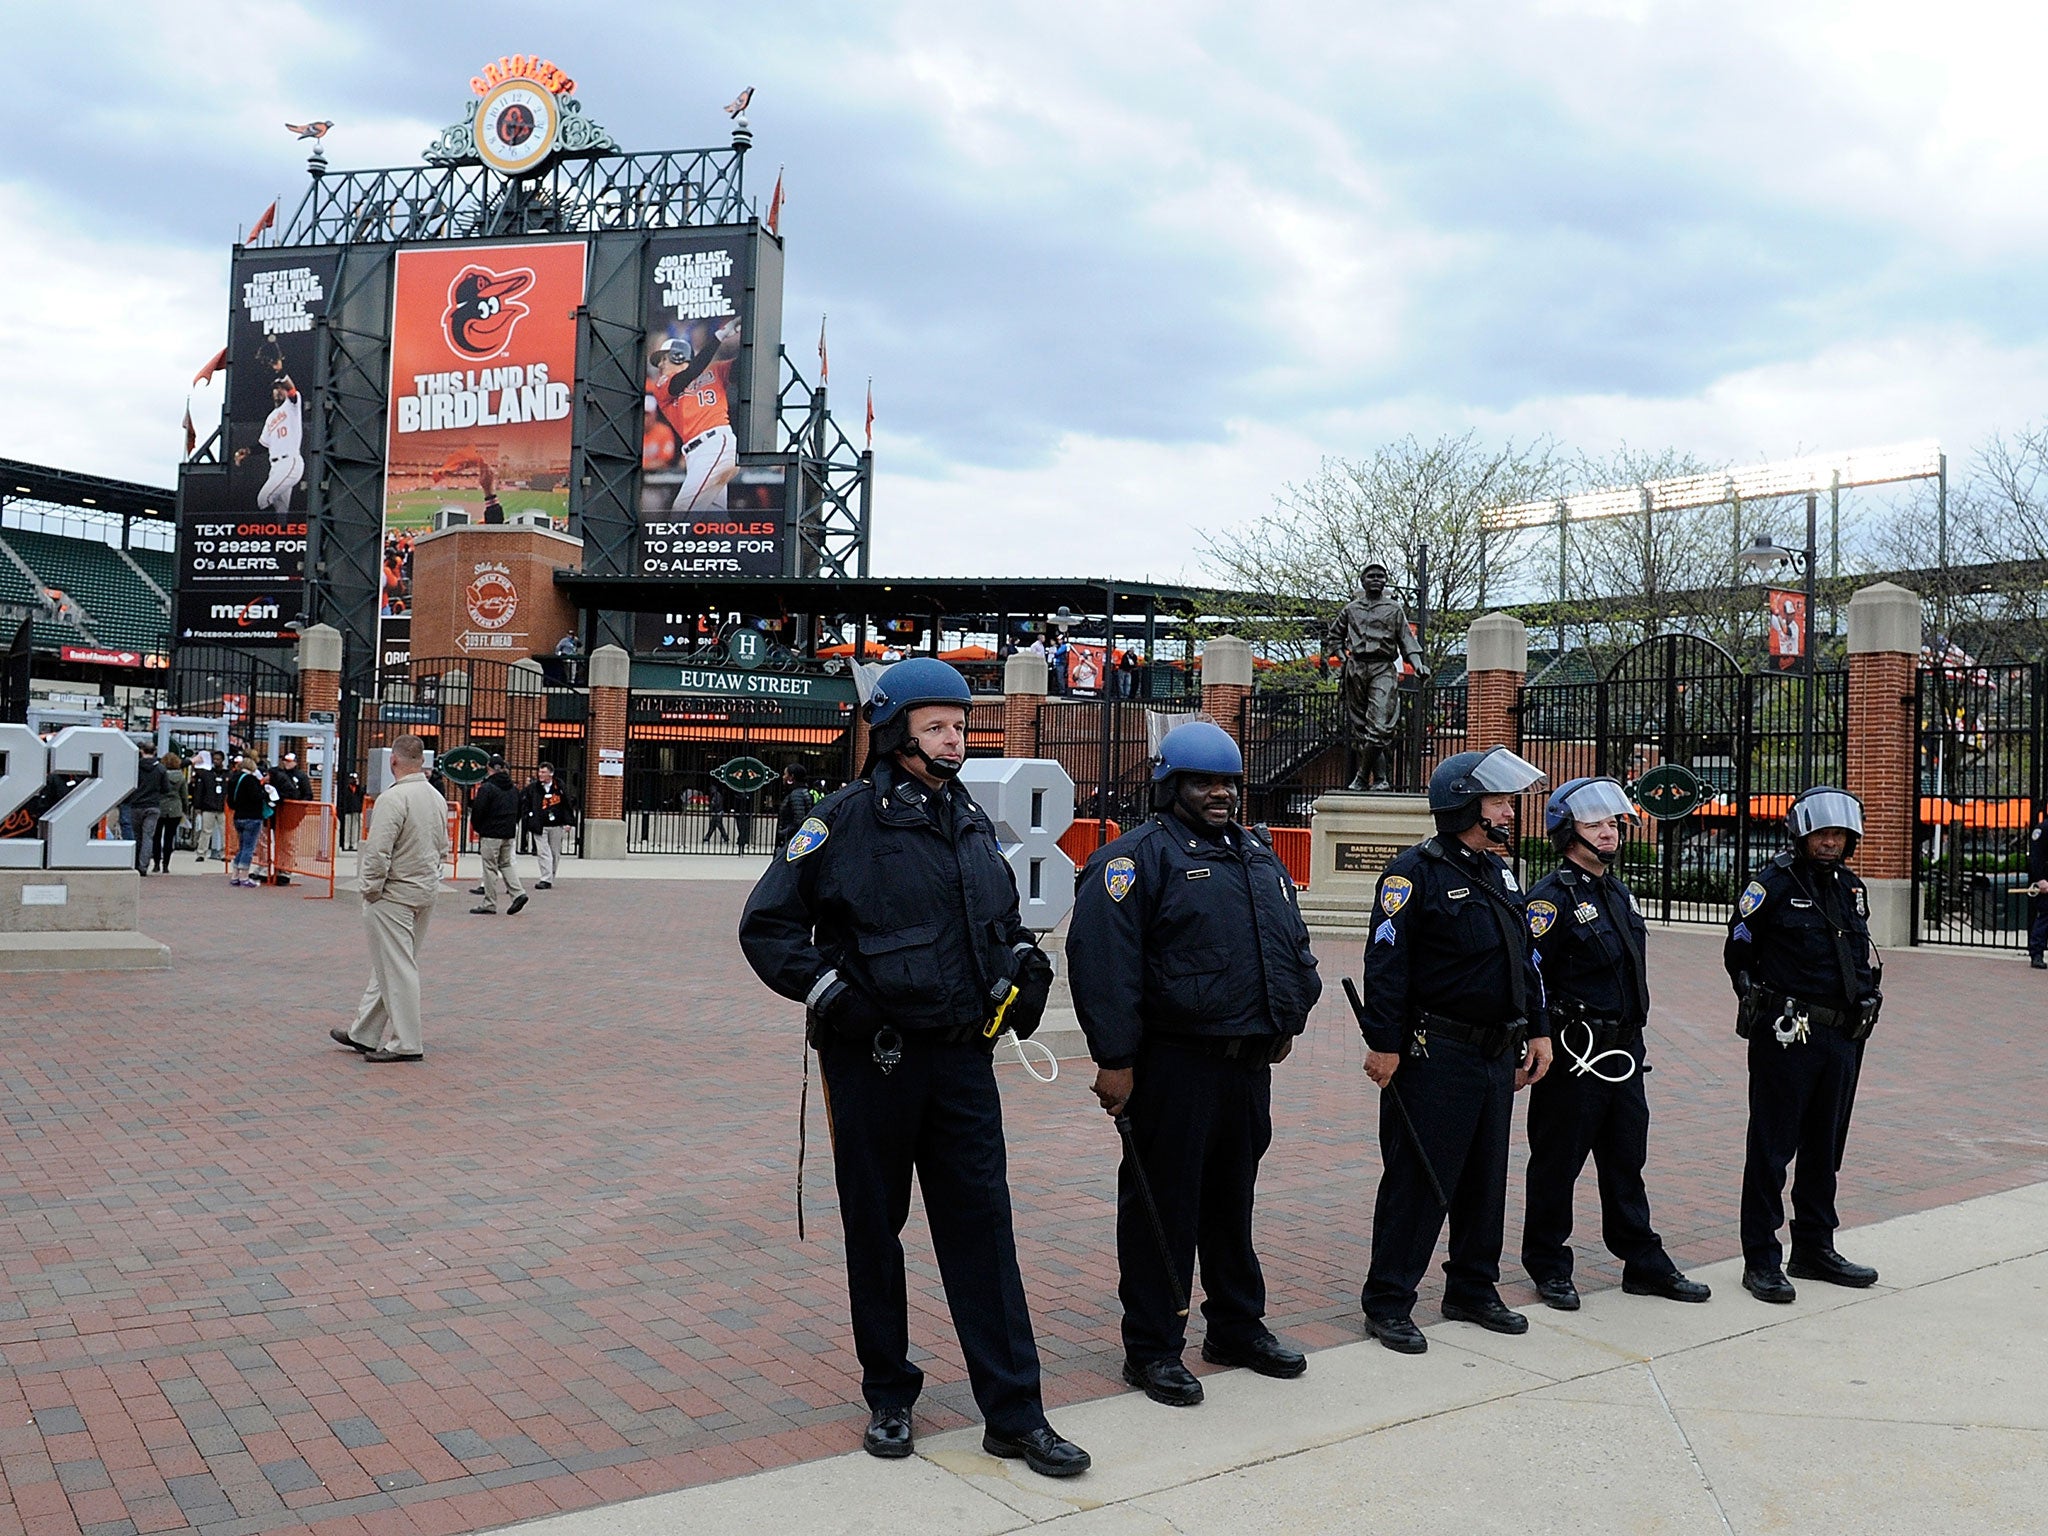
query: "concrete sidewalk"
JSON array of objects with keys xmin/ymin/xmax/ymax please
[{"xmin": 495, "ymin": 1182, "xmax": 2048, "ymax": 1536}]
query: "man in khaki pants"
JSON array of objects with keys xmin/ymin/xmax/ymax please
[{"xmin": 333, "ymin": 735, "xmax": 451, "ymax": 1063}]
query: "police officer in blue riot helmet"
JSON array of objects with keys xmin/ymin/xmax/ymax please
[
  {"xmin": 1724, "ymin": 786, "xmax": 1882, "ymax": 1303},
  {"xmin": 1068, "ymin": 721, "xmax": 1321, "ymax": 1407},
  {"xmin": 738, "ymin": 657, "xmax": 1088, "ymax": 1476},
  {"xmin": 1521, "ymin": 778, "xmax": 1709, "ymax": 1311},
  {"xmin": 1354, "ymin": 746, "xmax": 1554, "ymax": 1353}
]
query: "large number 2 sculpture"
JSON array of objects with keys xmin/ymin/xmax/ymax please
[{"xmin": 0, "ymin": 725, "xmax": 141, "ymax": 870}]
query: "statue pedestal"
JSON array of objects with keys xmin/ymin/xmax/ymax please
[
  {"xmin": 0, "ymin": 869, "xmax": 169, "ymax": 972},
  {"xmin": 1297, "ymin": 791, "xmax": 1435, "ymax": 939}
]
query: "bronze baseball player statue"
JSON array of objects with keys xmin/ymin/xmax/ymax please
[{"xmin": 1324, "ymin": 563, "xmax": 1426, "ymax": 791}]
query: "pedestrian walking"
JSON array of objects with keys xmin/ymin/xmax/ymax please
[
  {"xmin": 122, "ymin": 740, "xmax": 169, "ymax": 875},
  {"xmin": 153, "ymin": 752, "xmax": 189, "ymax": 873},
  {"xmin": 468, "ymin": 754, "xmax": 527, "ymax": 915},
  {"xmin": 738, "ymin": 658, "xmax": 1088, "ymax": 1477},
  {"xmin": 191, "ymin": 751, "xmax": 227, "ymax": 862},
  {"xmin": 520, "ymin": 763, "xmax": 573, "ymax": 888},
  {"xmin": 1356, "ymin": 747, "xmax": 1553, "ymax": 1354},
  {"xmin": 1725, "ymin": 787, "xmax": 1883, "ymax": 1302},
  {"xmin": 774, "ymin": 762, "xmax": 817, "ymax": 848},
  {"xmin": 1068, "ymin": 721, "xmax": 1321, "ymax": 1407},
  {"xmin": 332, "ymin": 735, "xmax": 450, "ymax": 1063},
  {"xmin": 1521, "ymin": 778, "xmax": 1709, "ymax": 1309},
  {"xmin": 2026, "ymin": 800, "xmax": 2047, "ymax": 971},
  {"xmin": 226, "ymin": 755, "xmax": 270, "ymax": 887}
]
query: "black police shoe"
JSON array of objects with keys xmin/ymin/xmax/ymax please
[
  {"xmin": 983, "ymin": 1425, "xmax": 1091, "ymax": 1478},
  {"xmin": 1441, "ymin": 1297, "xmax": 1529, "ymax": 1334},
  {"xmin": 862, "ymin": 1406, "xmax": 913, "ymax": 1459},
  {"xmin": 328, "ymin": 1028, "xmax": 371, "ymax": 1055},
  {"xmin": 1624, "ymin": 1271, "xmax": 1712, "ymax": 1303},
  {"xmin": 507, "ymin": 893, "xmax": 528, "ymax": 914},
  {"xmin": 1201, "ymin": 1333, "xmax": 1307, "ymax": 1379},
  {"xmin": 1533, "ymin": 1277, "xmax": 1581, "ymax": 1312},
  {"xmin": 470, "ymin": 886, "xmax": 487, "ymax": 895},
  {"xmin": 1787, "ymin": 1246, "xmax": 1879, "ymax": 1288},
  {"xmin": 1364, "ymin": 1313, "xmax": 1427, "ymax": 1354},
  {"xmin": 1742, "ymin": 1266, "xmax": 1797, "ymax": 1303},
  {"xmin": 1123, "ymin": 1356, "xmax": 1204, "ymax": 1406}
]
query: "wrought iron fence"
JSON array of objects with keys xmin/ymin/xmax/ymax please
[
  {"xmin": 1914, "ymin": 662, "xmax": 2044, "ymax": 948},
  {"xmin": 1236, "ymin": 679, "xmax": 1466, "ymax": 828},
  {"xmin": 623, "ymin": 693, "xmax": 855, "ymax": 854},
  {"xmin": 1033, "ymin": 697, "xmax": 1195, "ymax": 854},
  {"xmin": 168, "ymin": 643, "xmax": 300, "ymax": 747},
  {"xmin": 1516, "ymin": 635, "xmax": 1847, "ymax": 924}
]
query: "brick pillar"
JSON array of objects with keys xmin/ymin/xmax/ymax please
[
  {"xmin": 1003, "ymin": 651, "xmax": 1049, "ymax": 756},
  {"xmin": 295, "ymin": 623, "xmax": 342, "ymax": 719},
  {"xmin": 1199, "ymin": 635, "xmax": 1253, "ymax": 743},
  {"xmin": 1464, "ymin": 612, "xmax": 1528, "ymax": 752},
  {"xmin": 582, "ymin": 644, "xmax": 629, "ymax": 860},
  {"xmin": 505, "ymin": 658, "xmax": 543, "ymax": 778},
  {"xmin": 1846, "ymin": 581, "xmax": 1920, "ymax": 945}
]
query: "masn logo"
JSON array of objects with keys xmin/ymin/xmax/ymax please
[{"xmin": 212, "ymin": 601, "xmax": 280, "ymax": 622}]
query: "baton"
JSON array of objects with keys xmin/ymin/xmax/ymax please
[
  {"xmin": 1342, "ymin": 978, "xmax": 1448, "ymax": 1210},
  {"xmin": 1115, "ymin": 1112, "xmax": 1189, "ymax": 1318}
]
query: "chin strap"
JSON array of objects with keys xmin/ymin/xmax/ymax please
[
  {"xmin": 904, "ymin": 741, "xmax": 963, "ymax": 780},
  {"xmin": 1571, "ymin": 831, "xmax": 1620, "ymax": 865},
  {"xmin": 1481, "ymin": 816, "xmax": 1514, "ymax": 846}
]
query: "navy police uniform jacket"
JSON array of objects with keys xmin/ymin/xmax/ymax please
[
  {"xmin": 1526, "ymin": 865, "xmax": 1649, "ymax": 1032},
  {"xmin": 1358, "ymin": 838, "xmax": 1548, "ymax": 1056},
  {"xmin": 1722, "ymin": 853, "xmax": 1877, "ymax": 1009},
  {"xmin": 738, "ymin": 760, "xmax": 1029, "ymax": 1032},
  {"xmin": 1068, "ymin": 814, "xmax": 1321, "ymax": 1069}
]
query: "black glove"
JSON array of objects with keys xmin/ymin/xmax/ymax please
[
  {"xmin": 806, "ymin": 977, "xmax": 880, "ymax": 1047},
  {"xmin": 1005, "ymin": 946, "xmax": 1056, "ymax": 1040}
]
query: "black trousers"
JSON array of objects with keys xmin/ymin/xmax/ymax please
[
  {"xmin": 1522, "ymin": 1051, "xmax": 1676, "ymax": 1285},
  {"xmin": 1740, "ymin": 1022, "xmax": 1864, "ymax": 1269},
  {"xmin": 1119, "ymin": 1037, "xmax": 1274, "ymax": 1363},
  {"xmin": 1363, "ymin": 1036, "xmax": 1515, "ymax": 1320},
  {"xmin": 2029, "ymin": 894, "xmax": 2047, "ymax": 959},
  {"xmin": 817, "ymin": 1034, "xmax": 1047, "ymax": 1436}
]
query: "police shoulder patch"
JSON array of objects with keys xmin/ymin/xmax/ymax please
[
  {"xmin": 1738, "ymin": 879, "xmax": 1768, "ymax": 917},
  {"xmin": 1379, "ymin": 874, "xmax": 1414, "ymax": 915},
  {"xmin": 1527, "ymin": 899, "xmax": 1558, "ymax": 938},
  {"xmin": 784, "ymin": 816, "xmax": 830, "ymax": 861},
  {"xmin": 1105, "ymin": 856, "xmax": 1138, "ymax": 903}
]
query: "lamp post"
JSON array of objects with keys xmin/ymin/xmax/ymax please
[{"xmin": 1739, "ymin": 489, "xmax": 1820, "ymax": 785}]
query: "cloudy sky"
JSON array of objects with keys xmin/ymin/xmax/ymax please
[{"xmin": 3, "ymin": 0, "xmax": 2045, "ymax": 582}]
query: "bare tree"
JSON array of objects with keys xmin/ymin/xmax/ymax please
[{"xmin": 1200, "ymin": 432, "xmax": 1565, "ymax": 667}]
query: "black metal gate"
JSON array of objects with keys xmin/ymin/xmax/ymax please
[
  {"xmin": 1913, "ymin": 662, "xmax": 2044, "ymax": 948},
  {"xmin": 1238, "ymin": 681, "xmax": 1467, "ymax": 828},
  {"xmin": 168, "ymin": 643, "xmax": 300, "ymax": 748},
  {"xmin": 1517, "ymin": 635, "xmax": 1847, "ymax": 924},
  {"xmin": 623, "ymin": 694, "xmax": 856, "ymax": 854}
]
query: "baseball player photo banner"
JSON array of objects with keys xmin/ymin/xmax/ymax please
[
  {"xmin": 1766, "ymin": 587, "xmax": 1806, "ymax": 671},
  {"xmin": 638, "ymin": 231, "xmax": 760, "ymax": 550},
  {"xmin": 227, "ymin": 251, "xmax": 338, "ymax": 519},
  {"xmin": 380, "ymin": 239, "xmax": 587, "ymax": 669}
]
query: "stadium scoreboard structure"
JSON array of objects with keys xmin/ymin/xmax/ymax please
[{"xmin": 176, "ymin": 57, "xmax": 868, "ymax": 703}]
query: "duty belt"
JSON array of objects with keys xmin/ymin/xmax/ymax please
[
  {"xmin": 1752, "ymin": 988, "xmax": 1878, "ymax": 1044},
  {"xmin": 1549, "ymin": 996, "xmax": 1633, "ymax": 1053},
  {"xmin": 1410, "ymin": 1010, "xmax": 1527, "ymax": 1060}
]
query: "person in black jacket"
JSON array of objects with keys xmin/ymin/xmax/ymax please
[
  {"xmin": 519, "ymin": 763, "xmax": 574, "ymax": 888},
  {"xmin": 1724, "ymin": 787, "xmax": 1882, "ymax": 1303},
  {"xmin": 1069, "ymin": 720, "xmax": 1321, "ymax": 1408},
  {"xmin": 191, "ymin": 752, "xmax": 229, "ymax": 862},
  {"xmin": 1357, "ymin": 747, "xmax": 1553, "ymax": 1355},
  {"xmin": 121, "ymin": 740, "xmax": 169, "ymax": 875},
  {"xmin": 468, "ymin": 756, "xmax": 527, "ymax": 915},
  {"xmin": 2027, "ymin": 801, "xmax": 2048, "ymax": 970},
  {"xmin": 1520, "ymin": 778, "xmax": 1709, "ymax": 1311},
  {"xmin": 338, "ymin": 773, "xmax": 364, "ymax": 852},
  {"xmin": 737, "ymin": 658, "xmax": 1089, "ymax": 1479},
  {"xmin": 226, "ymin": 755, "xmax": 271, "ymax": 887},
  {"xmin": 774, "ymin": 762, "xmax": 816, "ymax": 847}
]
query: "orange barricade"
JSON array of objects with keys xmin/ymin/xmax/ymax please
[
  {"xmin": 225, "ymin": 804, "xmax": 337, "ymax": 897},
  {"xmin": 1060, "ymin": 818, "xmax": 1121, "ymax": 863},
  {"xmin": 1266, "ymin": 825, "xmax": 1311, "ymax": 888}
]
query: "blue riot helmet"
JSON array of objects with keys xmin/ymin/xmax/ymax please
[
  {"xmin": 1427, "ymin": 746, "xmax": 1548, "ymax": 843},
  {"xmin": 1785, "ymin": 785, "xmax": 1862, "ymax": 861},
  {"xmin": 1151, "ymin": 720, "xmax": 1243, "ymax": 811},
  {"xmin": 864, "ymin": 657, "xmax": 974, "ymax": 777},
  {"xmin": 1544, "ymin": 776, "xmax": 1637, "ymax": 863}
]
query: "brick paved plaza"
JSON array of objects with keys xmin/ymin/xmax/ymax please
[{"xmin": 3, "ymin": 873, "xmax": 2045, "ymax": 1536}]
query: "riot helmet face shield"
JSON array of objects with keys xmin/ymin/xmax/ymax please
[
  {"xmin": 1787, "ymin": 788, "xmax": 1863, "ymax": 863},
  {"xmin": 1560, "ymin": 778, "xmax": 1635, "ymax": 865},
  {"xmin": 1469, "ymin": 747, "xmax": 1547, "ymax": 796}
]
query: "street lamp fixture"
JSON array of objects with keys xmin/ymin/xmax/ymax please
[{"xmin": 1739, "ymin": 534, "xmax": 1808, "ymax": 574}]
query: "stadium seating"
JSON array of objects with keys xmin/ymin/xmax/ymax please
[{"xmin": 0, "ymin": 526, "xmax": 171, "ymax": 653}]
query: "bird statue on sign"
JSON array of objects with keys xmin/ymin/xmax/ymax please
[
  {"xmin": 723, "ymin": 87, "xmax": 754, "ymax": 118},
  {"xmin": 286, "ymin": 120, "xmax": 334, "ymax": 140}
]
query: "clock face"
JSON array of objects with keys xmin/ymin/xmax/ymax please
[{"xmin": 474, "ymin": 80, "xmax": 559, "ymax": 174}]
